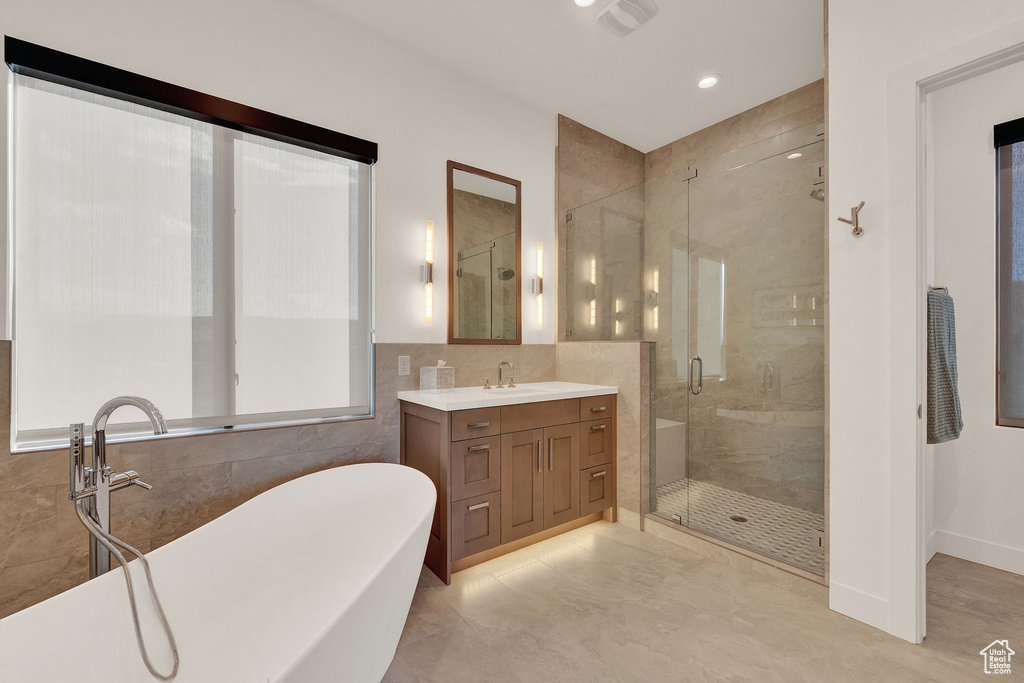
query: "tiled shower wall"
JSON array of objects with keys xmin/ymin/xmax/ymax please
[{"xmin": 0, "ymin": 341, "xmax": 561, "ymax": 617}]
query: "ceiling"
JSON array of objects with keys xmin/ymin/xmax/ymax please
[{"xmin": 298, "ymin": 0, "xmax": 824, "ymax": 153}]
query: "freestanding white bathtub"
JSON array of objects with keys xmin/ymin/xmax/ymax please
[{"xmin": 0, "ymin": 463, "xmax": 436, "ymax": 683}]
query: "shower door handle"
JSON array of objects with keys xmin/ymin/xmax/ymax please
[{"xmin": 688, "ymin": 356, "xmax": 703, "ymax": 396}]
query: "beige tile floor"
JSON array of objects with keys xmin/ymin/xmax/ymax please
[{"xmin": 383, "ymin": 521, "xmax": 1021, "ymax": 682}]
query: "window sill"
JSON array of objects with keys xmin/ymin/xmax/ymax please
[{"xmin": 11, "ymin": 410, "xmax": 376, "ymax": 454}]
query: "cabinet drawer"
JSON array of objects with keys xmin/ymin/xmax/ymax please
[
  {"xmin": 500, "ymin": 399, "xmax": 579, "ymax": 433},
  {"xmin": 580, "ymin": 465, "xmax": 614, "ymax": 516},
  {"xmin": 581, "ymin": 395, "xmax": 616, "ymax": 420},
  {"xmin": 452, "ymin": 492, "xmax": 501, "ymax": 561},
  {"xmin": 451, "ymin": 407, "xmax": 501, "ymax": 442},
  {"xmin": 580, "ymin": 418, "xmax": 614, "ymax": 469},
  {"xmin": 451, "ymin": 436, "xmax": 501, "ymax": 501}
]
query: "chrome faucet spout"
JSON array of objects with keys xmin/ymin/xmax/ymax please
[
  {"xmin": 497, "ymin": 361, "xmax": 515, "ymax": 389},
  {"xmin": 92, "ymin": 395, "xmax": 168, "ymax": 435},
  {"xmin": 83, "ymin": 396, "xmax": 166, "ymax": 578}
]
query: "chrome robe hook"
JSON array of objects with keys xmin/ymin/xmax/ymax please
[{"xmin": 838, "ymin": 201, "xmax": 865, "ymax": 237}]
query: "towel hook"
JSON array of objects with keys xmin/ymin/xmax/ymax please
[{"xmin": 838, "ymin": 201, "xmax": 865, "ymax": 237}]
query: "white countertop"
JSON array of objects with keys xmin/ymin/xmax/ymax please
[{"xmin": 397, "ymin": 381, "xmax": 618, "ymax": 411}]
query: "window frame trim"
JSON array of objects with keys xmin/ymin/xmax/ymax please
[{"xmin": 4, "ymin": 36, "xmax": 378, "ymax": 165}]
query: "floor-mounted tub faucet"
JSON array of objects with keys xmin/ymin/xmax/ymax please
[
  {"xmin": 69, "ymin": 396, "xmax": 179, "ymax": 680},
  {"xmin": 72, "ymin": 396, "xmax": 167, "ymax": 577}
]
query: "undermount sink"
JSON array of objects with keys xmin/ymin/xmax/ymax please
[{"xmin": 397, "ymin": 381, "xmax": 617, "ymax": 411}]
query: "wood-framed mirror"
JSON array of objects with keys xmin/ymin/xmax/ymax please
[{"xmin": 447, "ymin": 160, "xmax": 522, "ymax": 344}]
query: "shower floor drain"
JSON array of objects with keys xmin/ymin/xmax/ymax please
[{"xmin": 730, "ymin": 515, "xmax": 748, "ymax": 523}]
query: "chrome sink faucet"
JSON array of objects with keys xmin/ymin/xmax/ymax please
[
  {"xmin": 70, "ymin": 396, "xmax": 167, "ymax": 577},
  {"xmin": 496, "ymin": 361, "xmax": 515, "ymax": 388}
]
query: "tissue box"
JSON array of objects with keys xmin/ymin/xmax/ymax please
[{"xmin": 420, "ymin": 365, "xmax": 455, "ymax": 391}]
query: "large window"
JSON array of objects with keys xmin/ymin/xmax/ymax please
[
  {"xmin": 997, "ymin": 118, "xmax": 1024, "ymax": 427},
  {"xmin": 8, "ymin": 47, "xmax": 374, "ymax": 450}
]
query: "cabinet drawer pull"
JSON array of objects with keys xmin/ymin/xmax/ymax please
[
  {"xmin": 468, "ymin": 444, "xmax": 490, "ymax": 452},
  {"xmin": 591, "ymin": 471, "xmax": 607, "ymax": 478},
  {"xmin": 468, "ymin": 501, "xmax": 490, "ymax": 511},
  {"xmin": 590, "ymin": 406, "xmax": 607, "ymax": 412},
  {"xmin": 537, "ymin": 440, "xmax": 542, "ymax": 473},
  {"xmin": 467, "ymin": 421, "xmax": 490, "ymax": 429},
  {"xmin": 590, "ymin": 424, "xmax": 606, "ymax": 431},
  {"xmin": 548, "ymin": 438, "xmax": 554, "ymax": 470}
]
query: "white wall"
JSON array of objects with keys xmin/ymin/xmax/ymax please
[
  {"xmin": 0, "ymin": 0, "xmax": 557, "ymax": 345},
  {"xmin": 926, "ymin": 59, "xmax": 1024, "ymax": 576},
  {"xmin": 829, "ymin": 0, "xmax": 1024, "ymax": 635}
]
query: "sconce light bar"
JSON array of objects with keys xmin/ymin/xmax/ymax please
[
  {"xmin": 423, "ymin": 220, "xmax": 434, "ymax": 325},
  {"xmin": 534, "ymin": 242, "xmax": 544, "ymax": 328}
]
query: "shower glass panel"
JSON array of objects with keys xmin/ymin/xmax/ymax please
[
  {"xmin": 564, "ymin": 185, "xmax": 644, "ymax": 341},
  {"xmin": 563, "ymin": 121, "xmax": 825, "ymax": 576}
]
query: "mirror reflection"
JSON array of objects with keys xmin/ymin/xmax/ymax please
[{"xmin": 447, "ymin": 162, "xmax": 521, "ymax": 343}]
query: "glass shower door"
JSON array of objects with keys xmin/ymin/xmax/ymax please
[{"xmin": 682, "ymin": 135, "xmax": 826, "ymax": 575}]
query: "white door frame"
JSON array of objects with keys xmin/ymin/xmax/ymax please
[{"xmin": 887, "ymin": 19, "xmax": 1024, "ymax": 643}]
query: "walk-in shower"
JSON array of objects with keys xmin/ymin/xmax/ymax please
[{"xmin": 564, "ymin": 121, "xmax": 826, "ymax": 575}]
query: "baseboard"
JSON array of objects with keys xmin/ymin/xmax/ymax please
[
  {"xmin": 933, "ymin": 530, "xmax": 1024, "ymax": 576},
  {"xmin": 926, "ymin": 529, "xmax": 937, "ymax": 563},
  {"xmin": 616, "ymin": 506, "xmax": 642, "ymax": 530},
  {"xmin": 829, "ymin": 580, "xmax": 889, "ymax": 633}
]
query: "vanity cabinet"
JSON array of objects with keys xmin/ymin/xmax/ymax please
[{"xmin": 400, "ymin": 394, "xmax": 616, "ymax": 584}]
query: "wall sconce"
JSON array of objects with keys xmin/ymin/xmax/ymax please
[
  {"xmin": 650, "ymin": 267, "xmax": 660, "ymax": 331},
  {"xmin": 531, "ymin": 242, "xmax": 544, "ymax": 328},
  {"xmin": 421, "ymin": 220, "xmax": 434, "ymax": 325},
  {"xmin": 589, "ymin": 255, "xmax": 597, "ymax": 327}
]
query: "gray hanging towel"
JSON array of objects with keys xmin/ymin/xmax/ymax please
[{"xmin": 927, "ymin": 289, "xmax": 963, "ymax": 444}]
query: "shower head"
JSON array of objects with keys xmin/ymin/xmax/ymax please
[
  {"xmin": 497, "ymin": 267, "xmax": 516, "ymax": 280},
  {"xmin": 809, "ymin": 188, "xmax": 825, "ymax": 202}
]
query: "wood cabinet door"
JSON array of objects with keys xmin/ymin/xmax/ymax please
[
  {"xmin": 451, "ymin": 435, "xmax": 501, "ymax": 502},
  {"xmin": 500, "ymin": 429, "xmax": 544, "ymax": 544},
  {"xmin": 580, "ymin": 464, "xmax": 614, "ymax": 516},
  {"xmin": 580, "ymin": 418, "xmax": 614, "ymax": 469},
  {"xmin": 451, "ymin": 492, "xmax": 501, "ymax": 561},
  {"xmin": 543, "ymin": 423, "xmax": 581, "ymax": 529}
]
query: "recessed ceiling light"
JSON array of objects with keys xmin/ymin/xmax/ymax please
[
  {"xmin": 575, "ymin": 0, "xmax": 596, "ymax": 6},
  {"xmin": 698, "ymin": 74, "xmax": 722, "ymax": 89},
  {"xmin": 787, "ymin": 153, "xmax": 802, "ymax": 159}
]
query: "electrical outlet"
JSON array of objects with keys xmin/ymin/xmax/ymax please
[{"xmin": 398, "ymin": 356, "xmax": 411, "ymax": 377}]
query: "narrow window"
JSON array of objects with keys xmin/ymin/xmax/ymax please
[{"xmin": 996, "ymin": 116, "xmax": 1024, "ymax": 426}]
